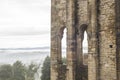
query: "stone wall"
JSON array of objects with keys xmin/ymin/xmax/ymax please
[
  {"xmin": 51, "ymin": 0, "xmax": 120, "ymax": 80},
  {"xmin": 98, "ymin": 0, "xmax": 117, "ymax": 80}
]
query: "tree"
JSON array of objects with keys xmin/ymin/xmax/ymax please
[
  {"xmin": 12, "ymin": 61, "xmax": 26, "ymax": 80},
  {"xmin": 26, "ymin": 63, "xmax": 39, "ymax": 80},
  {"xmin": 41, "ymin": 56, "xmax": 50, "ymax": 80},
  {"xmin": 0, "ymin": 61, "xmax": 39, "ymax": 80},
  {"xmin": 0, "ymin": 64, "xmax": 12, "ymax": 80}
]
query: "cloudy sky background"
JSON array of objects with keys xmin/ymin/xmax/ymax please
[
  {"xmin": 0, "ymin": 0, "xmax": 51, "ymax": 48},
  {"xmin": 0, "ymin": 0, "xmax": 87, "ymax": 52},
  {"xmin": 0, "ymin": 0, "xmax": 88, "ymax": 65}
]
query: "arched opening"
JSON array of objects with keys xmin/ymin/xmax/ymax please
[
  {"xmin": 76, "ymin": 24, "xmax": 88, "ymax": 80},
  {"xmin": 82, "ymin": 31, "xmax": 88, "ymax": 80},
  {"xmin": 83, "ymin": 31, "xmax": 88, "ymax": 65},
  {"xmin": 61, "ymin": 28, "xmax": 67, "ymax": 80},
  {"xmin": 62, "ymin": 28, "xmax": 67, "ymax": 58},
  {"xmin": 58, "ymin": 27, "xmax": 67, "ymax": 60},
  {"xmin": 58, "ymin": 27, "xmax": 67, "ymax": 80},
  {"xmin": 59, "ymin": 27, "xmax": 67, "ymax": 63}
]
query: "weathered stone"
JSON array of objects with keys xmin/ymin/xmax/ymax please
[{"xmin": 51, "ymin": 0, "xmax": 120, "ymax": 80}]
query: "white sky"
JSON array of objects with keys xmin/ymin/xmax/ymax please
[
  {"xmin": 0, "ymin": 0, "xmax": 87, "ymax": 52},
  {"xmin": 0, "ymin": 0, "xmax": 51, "ymax": 48}
]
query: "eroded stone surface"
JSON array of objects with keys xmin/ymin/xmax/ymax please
[{"xmin": 51, "ymin": 0, "xmax": 120, "ymax": 80}]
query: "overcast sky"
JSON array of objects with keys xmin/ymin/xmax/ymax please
[
  {"xmin": 0, "ymin": 0, "xmax": 87, "ymax": 53},
  {"xmin": 0, "ymin": 0, "xmax": 51, "ymax": 48}
]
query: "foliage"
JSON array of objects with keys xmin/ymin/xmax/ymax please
[
  {"xmin": 41, "ymin": 56, "xmax": 50, "ymax": 80},
  {"xmin": 26, "ymin": 63, "xmax": 39, "ymax": 80},
  {"xmin": 0, "ymin": 61, "xmax": 39, "ymax": 80},
  {"xmin": 0, "ymin": 57, "xmax": 88, "ymax": 80},
  {"xmin": 0, "ymin": 64, "xmax": 12, "ymax": 80},
  {"xmin": 12, "ymin": 61, "xmax": 26, "ymax": 80}
]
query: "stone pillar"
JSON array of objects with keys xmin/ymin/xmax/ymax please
[
  {"xmin": 51, "ymin": 0, "xmax": 66, "ymax": 80},
  {"xmin": 76, "ymin": 33, "xmax": 84, "ymax": 80},
  {"xmin": 88, "ymin": 0, "xmax": 99, "ymax": 80},
  {"xmin": 116, "ymin": 0, "xmax": 120, "ymax": 79},
  {"xmin": 77, "ymin": 0, "xmax": 88, "ymax": 25},
  {"xmin": 98, "ymin": 0, "xmax": 117, "ymax": 80},
  {"xmin": 76, "ymin": 0, "xmax": 89, "ymax": 79},
  {"xmin": 66, "ymin": 0, "xmax": 76, "ymax": 80},
  {"xmin": 116, "ymin": 28, "xmax": 120, "ymax": 80},
  {"xmin": 51, "ymin": 30, "xmax": 62, "ymax": 80},
  {"xmin": 66, "ymin": 29, "xmax": 77, "ymax": 80}
]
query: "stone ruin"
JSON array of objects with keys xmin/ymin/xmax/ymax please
[{"xmin": 51, "ymin": 0, "xmax": 120, "ymax": 80}]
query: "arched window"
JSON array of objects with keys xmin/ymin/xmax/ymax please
[
  {"xmin": 82, "ymin": 31, "xmax": 88, "ymax": 65},
  {"xmin": 82, "ymin": 31, "xmax": 88, "ymax": 80},
  {"xmin": 58, "ymin": 27, "xmax": 67, "ymax": 64},
  {"xmin": 62, "ymin": 28, "xmax": 67, "ymax": 58},
  {"xmin": 76, "ymin": 24, "xmax": 88, "ymax": 80}
]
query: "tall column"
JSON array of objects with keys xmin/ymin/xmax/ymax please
[
  {"xmin": 76, "ymin": 0, "xmax": 89, "ymax": 79},
  {"xmin": 66, "ymin": 0, "xmax": 77, "ymax": 80},
  {"xmin": 116, "ymin": 0, "xmax": 120, "ymax": 79},
  {"xmin": 51, "ymin": 0, "xmax": 67, "ymax": 79},
  {"xmin": 51, "ymin": 0, "xmax": 64, "ymax": 80},
  {"xmin": 76, "ymin": 33, "xmax": 84, "ymax": 80},
  {"xmin": 51, "ymin": 32, "xmax": 62, "ymax": 80},
  {"xmin": 116, "ymin": 25, "xmax": 120, "ymax": 80},
  {"xmin": 88, "ymin": 0, "xmax": 99, "ymax": 80},
  {"xmin": 98, "ymin": 0, "xmax": 117, "ymax": 80}
]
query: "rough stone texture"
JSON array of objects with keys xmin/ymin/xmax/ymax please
[
  {"xmin": 116, "ymin": 0, "xmax": 120, "ymax": 80},
  {"xmin": 51, "ymin": 0, "xmax": 120, "ymax": 80},
  {"xmin": 51, "ymin": 0, "xmax": 66, "ymax": 80},
  {"xmin": 98, "ymin": 0, "xmax": 117, "ymax": 80}
]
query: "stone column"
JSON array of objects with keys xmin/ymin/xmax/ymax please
[
  {"xmin": 117, "ymin": 28, "xmax": 120, "ymax": 80},
  {"xmin": 116, "ymin": 0, "xmax": 120, "ymax": 79},
  {"xmin": 88, "ymin": 0, "xmax": 99, "ymax": 80},
  {"xmin": 66, "ymin": 0, "xmax": 77, "ymax": 80},
  {"xmin": 51, "ymin": 0, "xmax": 63, "ymax": 80},
  {"xmin": 76, "ymin": 0, "xmax": 89, "ymax": 79},
  {"xmin": 51, "ymin": 30, "xmax": 62, "ymax": 80},
  {"xmin": 98, "ymin": 0, "xmax": 117, "ymax": 80},
  {"xmin": 51, "ymin": 0, "xmax": 67, "ymax": 80},
  {"xmin": 76, "ymin": 33, "xmax": 84, "ymax": 80}
]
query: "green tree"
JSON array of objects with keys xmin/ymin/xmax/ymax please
[
  {"xmin": 0, "ymin": 61, "xmax": 39, "ymax": 80},
  {"xmin": 0, "ymin": 64, "xmax": 12, "ymax": 80},
  {"xmin": 41, "ymin": 56, "xmax": 50, "ymax": 80},
  {"xmin": 26, "ymin": 63, "xmax": 39, "ymax": 80},
  {"xmin": 12, "ymin": 61, "xmax": 26, "ymax": 80}
]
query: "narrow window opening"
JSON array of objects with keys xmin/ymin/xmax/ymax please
[
  {"xmin": 62, "ymin": 28, "xmax": 67, "ymax": 65},
  {"xmin": 83, "ymin": 31, "xmax": 88, "ymax": 53},
  {"xmin": 82, "ymin": 31, "xmax": 88, "ymax": 80}
]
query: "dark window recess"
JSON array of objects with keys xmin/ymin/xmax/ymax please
[{"xmin": 109, "ymin": 45, "xmax": 113, "ymax": 48}]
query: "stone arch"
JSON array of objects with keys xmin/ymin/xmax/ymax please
[
  {"xmin": 78, "ymin": 24, "xmax": 88, "ymax": 40},
  {"xmin": 58, "ymin": 26, "xmax": 66, "ymax": 40},
  {"xmin": 51, "ymin": 26, "xmax": 67, "ymax": 80},
  {"xmin": 54, "ymin": 26, "xmax": 67, "ymax": 63},
  {"xmin": 57, "ymin": 26, "xmax": 67, "ymax": 80},
  {"xmin": 57, "ymin": 26, "xmax": 67, "ymax": 59},
  {"xmin": 76, "ymin": 24, "xmax": 88, "ymax": 80}
]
